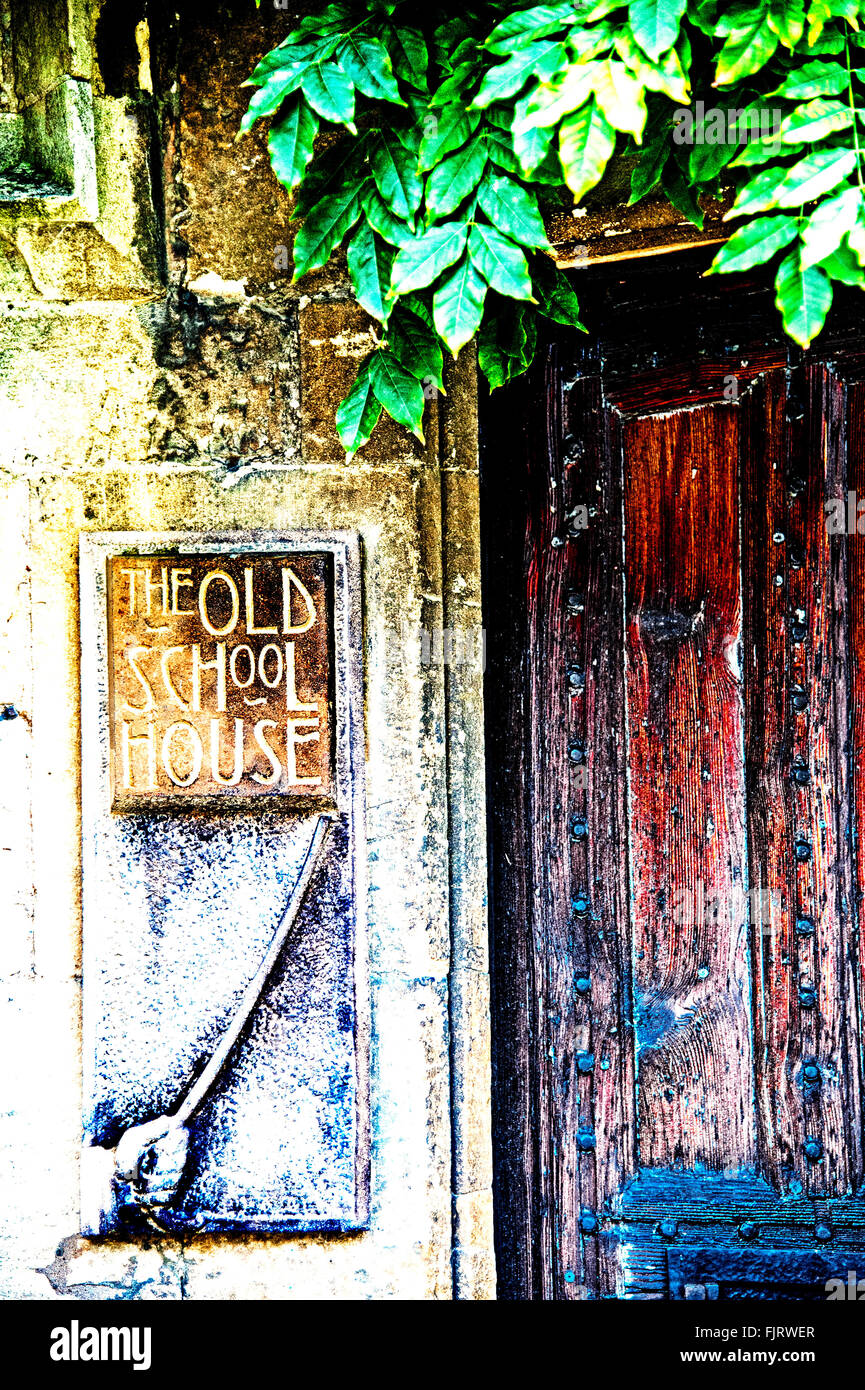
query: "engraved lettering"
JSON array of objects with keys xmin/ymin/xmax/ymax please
[
  {"xmin": 144, "ymin": 565, "xmax": 169, "ymax": 617},
  {"xmin": 258, "ymin": 643, "xmax": 284, "ymax": 690},
  {"xmin": 285, "ymin": 642, "xmax": 316, "ymax": 711},
  {"xmin": 250, "ymin": 719, "xmax": 282, "ymax": 786},
  {"xmin": 210, "ymin": 718, "xmax": 244, "ymax": 787},
  {"xmin": 192, "ymin": 643, "xmax": 227, "ymax": 712},
  {"xmin": 162, "ymin": 721, "xmax": 203, "ymax": 787},
  {"xmin": 286, "ymin": 716, "xmax": 322, "ymax": 785},
  {"xmin": 124, "ymin": 647, "xmax": 155, "ymax": 712},
  {"xmin": 121, "ymin": 722, "xmax": 156, "ymax": 789},
  {"xmin": 282, "ymin": 566, "xmax": 316, "ymax": 635},
  {"xmin": 229, "ymin": 644, "xmax": 255, "ymax": 689},
  {"xmin": 108, "ymin": 553, "xmax": 333, "ymax": 803},
  {"xmin": 199, "ymin": 570, "xmax": 240, "ymax": 637},
  {"xmin": 244, "ymin": 565, "xmax": 278, "ymax": 635},
  {"xmin": 160, "ymin": 646, "xmax": 189, "ymax": 710},
  {"xmin": 171, "ymin": 567, "xmax": 196, "ymax": 615}
]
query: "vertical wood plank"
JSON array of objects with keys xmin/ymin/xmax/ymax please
[
  {"xmin": 621, "ymin": 405, "xmax": 756, "ymax": 1172},
  {"xmin": 743, "ymin": 366, "xmax": 863, "ymax": 1195},
  {"xmin": 482, "ymin": 368, "xmax": 542, "ymax": 1300},
  {"xmin": 848, "ymin": 376, "xmax": 865, "ymax": 1190},
  {"xmin": 560, "ymin": 368, "xmax": 636, "ymax": 1297},
  {"xmin": 482, "ymin": 342, "xmax": 635, "ymax": 1299}
]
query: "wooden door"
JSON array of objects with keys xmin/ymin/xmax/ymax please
[{"xmin": 482, "ymin": 249, "xmax": 865, "ymax": 1301}]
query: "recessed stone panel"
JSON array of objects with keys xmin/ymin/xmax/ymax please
[{"xmin": 79, "ymin": 532, "xmax": 368, "ymax": 1237}]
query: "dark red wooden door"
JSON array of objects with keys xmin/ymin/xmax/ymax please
[{"xmin": 482, "ymin": 250, "xmax": 865, "ymax": 1301}]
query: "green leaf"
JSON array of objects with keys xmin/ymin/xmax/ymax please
[
  {"xmin": 728, "ymin": 148, "xmax": 858, "ymax": 216},
  {"xmin": 246, "ymin": 42, "xmax": 319, "ymax": 90},
  {"xmin": 771, "ymin": 60, "xmax": 848, "ymax": 97},
  {"xmin": 400, "ymin": 292, "xmax": 434, "ymax": 327},
  {"xmin": 629, "ymin": 0, "xmax": 688, "ymax": 62},
  {"xmin": 361, "ymin": 184, "xmax": 415, "ymax": 248},
  {"xmin": 516, "ymin": 62, "xmax": 601, "ymax": 131},
  {"xmin": 266, "ymin": 97, "xmax": 319, "ymax": 190},
  {"xmin": 807, "ymin": 0, "xmax": 860, "ymax": 44},
  {"xmin": 715, "ymin": 16, "xmax": 779, "ymax": 85},
  {"xmin": 292, "ymin": 188, "xmax": 361, "ymax": 278},
  {"xmin": 370, "ymin": 130, "xmax": 422, "ymax": 223},
  {"xmin": 469, "ymin": 224, "xmax": 534, "ymax": 299},
  {"xmin": 477, "ymin": 174, "xmax": 550, "ymax": 247},
  {"xmin": 391, "ymin": 223, "xmax": 470, "ymax": 294},
  {"xmin": 570, "ymin": 19, "xmax": 620, "ymax": 59},
  {"xmin": 662, "ymin": 156, "xmax": 704, "ymax": 227},
  {"xmin": 432, "ymin": 60, "xmax": 479, "ymax": 110},
  {"xmin": 848, "ymin": 210, "xmax": 865, "ymax": 262},
  {"xmin": 433, "ymin": 255, "xmax": 488, "ymax": 353},
  {"xmin": 804, "ymin": 30, "xmax": 847, "ymax": 54},
  {"xmin": 708, "ymin": 214, "xmax": 800, "ymax": 273},
  {"xmin": 241, "ymin": 67, "xmax": 305, "ymax": 134},
  {"xmin": 728, "ymin": 132, "xmax": 797, "ymax": 166},
  {"xmin": 338, "ymin": 35, "xmax": 404, "ymax": 105},
  {"xmin": 478, "ymin": 300, "xmax": 538, "ymax": 389},
  {"xmin": 336, "ymin": 357, "xmax": 382, "ymax": 459},
  {"xmin": 301, "ymin": 61, "xmax": 356, "ymax": 129},
  {"xmin": 473, "ymin": 42, "xmax": 565, "ymax": 108},
  {"xmin": 774, "ymin": 250, "xmax": 833, "ymax": 347},
  {"xmin": 347, "ymin": 221, "xmax": 395, "ymax": 322},
  {"xmin": 389, "ymin": 27, "xmax": 429, "ymax": 90},
  {"xmin": 591, "ymin": 60, "xmax": 648, "ymax": 139},
  {"xmin": 800, "ymin": 185, "xmax": 862, "ymax": 267},
  {"xmin": 530, "ymin": 145, "xmax": 568, "ymax": 183},
  {"xmin": 512, "ymin": 95, "xmax": 556, "ymax": 173},
  {"xmin": 630, "ymin": 99, "xmax": 673, "ymax": 201},
  {"xmin": 419, "ymin": 105, "xmax": 482, "ymax": 170},
  {"xmin": 779, "ymin": 97, "xmax": 854, "ymax": 141},
  {"xmin": 819, "ymin": 240, "xmax": 865, "ymax": 285},
  {"xmin": 687, "ymin": 105, "xmax": 742, "ymax": 183},
  {"xmin": 387, "ymin": 307, "xmax": 445, "ymax": 389},
  {"xmin": 370, "ymin": 350, "xmax": 426, "ymax": 441},
  {"xmin": 426, "ymin": 141, "xmax": 487, "ymax": 219},
  {"xmin": 486, "ymin": 5, "xmax": 575, "ymax": 54},
  {"xmin": 558, "ymin": 101, "xmax": 617, "ymax": 199},
  {"xmin": 531, "ymin": 255, "xmax": 587, "ymax": 327},
  {"xmin": 726, "ymin": 165, "xmax": 786, "ymax": 215},
  {"xmin": 486, "ymin": 129, "xmax": 523, "ymax": 176},
  {"xmin": 614, "ymin": 29, "xmax": 690, "ymax": 102},
  {"xmin": 768, "ymin": 0, "xmax": 805, "ymax": 47},
  {"xmin": 293, "ymin": 138, "xmax": 365, "ymax": 219}
]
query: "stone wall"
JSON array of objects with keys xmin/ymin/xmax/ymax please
[{"xmin": 0, "ymin": 0, "xmax": 494, "ymax": 1300}]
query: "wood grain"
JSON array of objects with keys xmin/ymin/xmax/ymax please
[
  {"xmin": 743, "ymin": 366, "xmax": 863, "ymax": 1195},
  {"xmin": 621, "ymin": 404, "xmax": 755, "ymax": 1172},
  {"xmin": 483, "ymin": 341, "xmax": 635, "ymax": 1299}
]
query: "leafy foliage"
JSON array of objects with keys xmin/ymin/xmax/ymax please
[{"xmin": 246, "ymin": 0, "xmax": 865, "ymax": 454}]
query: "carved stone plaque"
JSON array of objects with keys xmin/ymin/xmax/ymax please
[
  {"xmin": 107, "ymin": 553, "xmax": 334, "ymax": 808},
  {"xmin": 79, "ymin": 533, "xmax": 367, "ymax": 1236}
]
